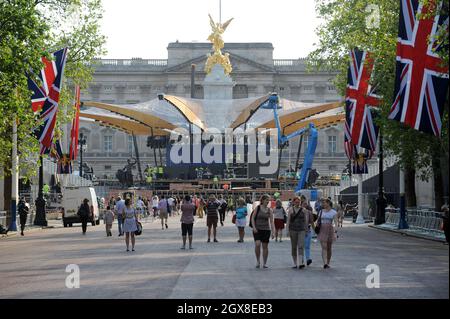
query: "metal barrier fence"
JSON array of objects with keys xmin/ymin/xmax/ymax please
[{"xmin": 385, "ymin": 208, "xmax": 444, "ymax": 236}]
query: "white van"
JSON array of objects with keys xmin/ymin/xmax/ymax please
[{"xmin": 62, "ymin": 187, "xmax": 100, "ymax": 227}]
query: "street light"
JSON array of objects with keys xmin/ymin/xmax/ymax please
[{"xmin": 79, "ymin": 133, "xmax": 87, "ymax": 178}]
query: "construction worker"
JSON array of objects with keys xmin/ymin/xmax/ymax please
[{"xmin": 213, "ymin": 176, "xmax": 219, "ymax": 189}]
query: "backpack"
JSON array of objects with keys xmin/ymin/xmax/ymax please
[
  {"xmin": 77, "ymin": 204, "xmax": 89, "ymax": 218},
  {"xmin": 248, "ymin": 205, "xmax": 261, "ymax": 228},
  {"xmin": 219, "ymin": 200, "xmax": 228, "ymax": 212}
]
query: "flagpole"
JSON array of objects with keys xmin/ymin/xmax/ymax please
[
  {"xmin": 8, "ymin": 115, "xmax": 18, "ymax": 232},
  {"xmin": 398, "ymin": 167, "xmax": 408, "ymax": 229},
  {"xmin": 34, "ymin": 155, "xmax": 47, "ymax": 226},
  {"xmin": 355, "ymin": 173, "xmax": 365, "ymax": 224}
]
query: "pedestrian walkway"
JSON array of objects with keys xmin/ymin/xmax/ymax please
[{"xmin": 0, "ymin": 216, "xmax": 447, "ymax": 299}]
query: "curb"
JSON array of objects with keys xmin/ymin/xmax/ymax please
[
  {"xmin": 368, "ymin": 224, "xmax": 446, "ymax": 243},
  {"xmin": 0, "ymin": 225, "xmax": 57, "ymax": 239}
]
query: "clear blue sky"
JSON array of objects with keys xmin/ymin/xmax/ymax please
[{"xmin": 100, "ymin": 0, "xmax": 321, "ymax": 59}]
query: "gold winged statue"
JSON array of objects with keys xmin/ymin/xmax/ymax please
[{"xmin": 205, "ymin": 14, "xmax": 233, "ymax": 75}]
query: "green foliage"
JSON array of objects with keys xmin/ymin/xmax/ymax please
[
  {"xmin": 0, "ymin": 0, "xmax": 106, "ymax": 180},
  {"xmin": 0, "ymin": 0, "xmax": 48, "ymax": 179},
  {"xmin": 308, "ymin": 0, "xmax": 449, "ymax": 179}
]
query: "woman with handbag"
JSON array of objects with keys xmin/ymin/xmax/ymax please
[
  {"xmin": 122, "ymin": 198, "xmax": 139, "ymax": 252},
  {"xmin": 316, "ymin": 198, "xmax": 338, "ymax": 269},
  {"xmin": 286, "ymin": 196, "xmax": 313, "ymax": 269},
  {"xmin": 235, "ymin": 197, "xmax": 248, "ymax": 243}
]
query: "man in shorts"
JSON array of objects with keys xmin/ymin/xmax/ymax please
[
  {"xmin": 206, "ymin": 195, "xmax": 220, "ymax": 242},
  {"xmin": 158, "ymin": 195, "xmax": 169, "ymax": 230}
]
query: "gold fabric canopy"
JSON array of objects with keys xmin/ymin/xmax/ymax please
[{"xmin": 81, "ymin": 95, "xmax": 343, "ymax": 136}]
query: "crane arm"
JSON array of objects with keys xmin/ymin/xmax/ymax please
[{"xmin": 265, "ymin": 93, "xmax": 318, "ymax": 192}]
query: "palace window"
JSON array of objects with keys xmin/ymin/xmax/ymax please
[
  {"xmin": 128, "ymin": 135, "xmax": 134, "ymax": 154},
  {"xmin": 103, "ymin": 135, "xmax": 113, "ymax": 153},
  {"xmin": 233, "ymin": 85, "xmax": 248, "ymax": 99},
  {"xmin": 303, "ymin": 85, "xmax": 313, "ymax": 91},
  {"xmin": 126, "ymin": 100, "xmax": 140, "ymax": 104},
  {"xmin": 328, "ymin": 135, "xmax": 337, "ymax": 154}
]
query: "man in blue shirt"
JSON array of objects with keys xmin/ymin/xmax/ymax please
[{"xmin": 115, "ymin": 195, "xmax": 125, "ymax": 236}]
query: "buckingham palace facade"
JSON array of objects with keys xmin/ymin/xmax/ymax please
[{"xmin": 78, "ymin": 42, "xmax": 347, "ymax": 181}]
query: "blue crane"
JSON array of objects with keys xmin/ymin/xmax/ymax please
[{"xmin": 261, "ymin": 93, "xmax": 318, "ymax": 193}]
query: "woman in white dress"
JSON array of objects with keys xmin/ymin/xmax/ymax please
[
  {"xmin": 122, "ymin": 198, "xmax": 139, "ymax": 252},
  {"xmin": 317, "ymin": 198, "xmax": 338, "ymax": 269}
]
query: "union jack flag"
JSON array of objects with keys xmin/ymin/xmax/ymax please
[
  {"xmin": 344, "ymin": 48, "xmax": 380, "ymax": 161},
  {"xmin": 69, "ymin": 85, "xmax": 81, "ymax": 160},
  {"xmin": 344, "ymin": 107, "xmax": 357, "ymax": 160},
  {"xmin": 27, "ymin": 48, "xmax": 68, "ymax": 154},
  {"xmin": 388, "ymin": 0, "xmax": 449, "ymax": 136}
]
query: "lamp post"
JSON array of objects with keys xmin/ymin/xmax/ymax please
[
  {"xmin": 375, "ymin": 131, "xmax": 386, "ymax": 225},
  {"xmin": 79, "ymin": 133, "xmax": 87, "ymax": 178}
]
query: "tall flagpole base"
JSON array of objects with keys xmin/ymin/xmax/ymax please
[{"xmin": 355, "ymin": 174, "xmax": 365, "ymax": 224}]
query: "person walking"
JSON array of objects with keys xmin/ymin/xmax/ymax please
[
  {"xmin": 218, "ymin": 194, "xmax": 227, "ymax": 226},
  {"xmin": 18, "ymin": 197, "xmax": 29, "ymax": 236},
  {"xmin": 251, "ymin": 194, "xmax": 275, "ymax": 269},
  {"xmin": 337, "ymin": 200, "xmax": 345, "ymax": 227},
  {"xmin": 158, "ymin": 195, "xmax": 169, "ymax": 230},
  {"xmin": 136, "ymin": 196, "xmax": 145, "ymax": 218},
  {"xmin": 235, "ymin": 197, "xmax": 248, "ymax": 242},
  {"xmin": 196, "ymin": 196, "xmax": 205, "ymax": 219},
  {"xmin": 176, "ymin": 196, "xmax": 182, "ymax": 215},
  {"xmin": 168, "ymin": 196, "xmax": 175, "ymax": 217},
  {"xmin": 273, "ymin": 199, "xmax": 286, "ymax": 242},
  {"xmin": 227, "ymin": 195, "xmax": 234, "ymax": 215},
  {"xmin": 151, "ymin": 195, "xmax": 159, "ymax": 218},
  {"xmin": 104, "ymin": 205, "xmax": 115, "ymax": 236},
  {"xmin": 301, "ymin": 197, "xmax": 315, "ymax": 266},
  {"xmin": 206, "ymin": 194, "xmax": 220, "ymax": 242},
  {"xmin": 77, "ymin": 198, "xmax": 92, "ymax": 235},
  {"xmin": 122, "ymin": 198, "xmax": 139, "ymax": 251},
  {"xmin": 115, "ymin": 195, "xmax": 125, "ymax": 236},
  {"xmin": 180, "ymin": 195, "xmax": 196, "ymax": 249},
  {"xmin": 317, "ymin": 198, "xmax": 338, "ymax": 269},
  {"xmin": 286, "ymin": 196, "xmax": 311, "ymax": 269}
]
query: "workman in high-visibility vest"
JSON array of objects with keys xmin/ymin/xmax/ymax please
[{"xmin": 213, "ymin": 176, "xmax": 219, "ymax": 189}]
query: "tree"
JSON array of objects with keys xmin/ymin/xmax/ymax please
[
  {"xmin": 0, "ymin": 0, "xmax": 106, "ymax": 181},
  {"xmin": 308, "ymin": 0, "xmax": 449, "ymax": 208},
  {"xmin": 0, "ymin": 0, "xmax": 48, "ymax": 179}
]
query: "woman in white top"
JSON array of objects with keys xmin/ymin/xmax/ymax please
[
  {"xmin": 122, "ymin": 198, "xmax": 139, "ymax": 252},
  {"xmin": 152, "ymin": 195, "xmax": 159, "ymax": 218},
  {"xmin": 317, "ymin": 198, "xmax": 338, "ymax": 269}
]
